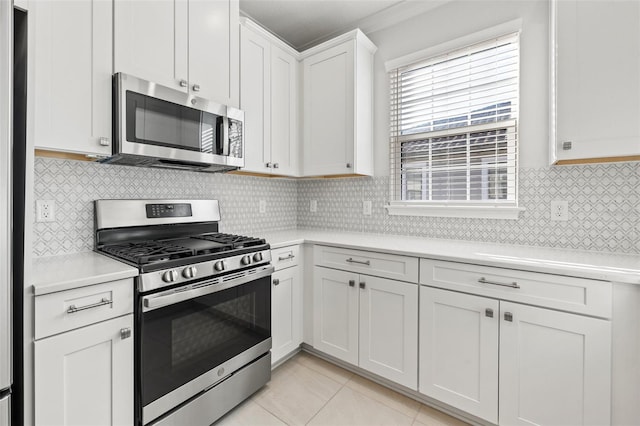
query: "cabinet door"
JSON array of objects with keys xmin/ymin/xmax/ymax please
[
  {"xmin": 313, "ymin": 266, "xmax": 359, "ymax": 365},
  {"xmin": 270, "ymin": 45, "xmax": 299, "ymax": 176},
  {"xmin": 114, "ymin": 0, "xmax": 188, "ymax": 93},
  {"xmin": 189, "ymin": 0, "xmax": 239, "ymax": 107},
  {"xmin": 499, "ymin": 302, "xmax": 611, "ymax": 425},
  {"xmin": 303, "ymin": 40, "xmax": 355, "ymax": 176},
  {"xmin": 553, "ymin": 0, "xmax": 640, "ymax": 163},
  {"xmin": 33, "ymin": 0, "xmax": 112, "ymax": 156},
  {"xmin": 271, "ymin": 266, "xmax": 302, "ymax": 364},
  {"xmin": 359, "ymin": 276, "xmax": 418, "ymax": 389},
  {"xmin": 419, "ymin": 287, "xmax": 499, "ymax": 423},
  {"xmin": 35, "ymin": 314, "xmax": 134, "ymax": 426},
  {"xmin": 240, "ymin": 25, "xmax": 271, "ymax": 174}
]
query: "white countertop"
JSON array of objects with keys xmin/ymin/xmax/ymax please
[
  {"xmin": 32, "ymin": 251, "xmax": 138, "ymax": 295},
  {"xmin": 262, "ymin": 229, "xmax": 640, "ymax": 285}
]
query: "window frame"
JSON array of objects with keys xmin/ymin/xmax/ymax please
[{"xmin": 384, "ymin": 20, "xmax": 525, "ymax": 220}]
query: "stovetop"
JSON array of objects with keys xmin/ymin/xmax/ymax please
[{"xmin": 98, "ymin": 232, "xmax": 268, "ymax": 272}]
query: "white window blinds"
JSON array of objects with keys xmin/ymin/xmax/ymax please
[{"xmin": 389, "ymin": 32, "xmax": 520, "ymax": 206}]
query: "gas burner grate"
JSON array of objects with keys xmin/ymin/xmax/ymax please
[
  {"xmin": 195, "ymin": 233, "xmax": 266, "ymax": 249},
  {"xmin": 101, "ymin": 241, "xmax": 194, "ymax": 265}
]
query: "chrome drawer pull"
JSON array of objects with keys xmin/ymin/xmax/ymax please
[
  {"xmin": 278, "ymin": 254, "xmax": 295, "ymax": 261},
  {"xmin": 478, "ymin": 277, "xmax": 520, "ymax": 289},
  {"xmin": 273, "ymin": 278, "xmax": 280, "ymax": 286},
  {"xmin": 346, "ymin": 258, "xmax": 370, "ymax": 266},
  {"xmin": 67, "ymin": 297, "xmax": 112, "ymax": 314}
]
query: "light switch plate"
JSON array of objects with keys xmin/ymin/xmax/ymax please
[
  {"xmin": 259, "ymin": 200, "xmax": 266, "ymax": 214},
  {"xmin": 310, "ymin": 200, "xmax": 317, "ymax": 213}
]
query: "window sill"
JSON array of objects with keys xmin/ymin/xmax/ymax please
[{"xmin": 385, "ymin": 203, "xmax": 524, "ymax": 220}]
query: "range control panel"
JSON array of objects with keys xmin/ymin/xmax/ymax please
[{"xmin": 146, "ymin": 203, "xmax": 193, "ymax": 218}]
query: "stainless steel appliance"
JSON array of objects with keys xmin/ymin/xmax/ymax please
[
  {"xmin": 0, "ymin": 2, "xmax": 12, "ymax": 425},
  {"xmin": 1, "ymin": 2, "xmax": 26, "ymax": 424},
  {"xmin": 103, "ymin": 73, "xmax": 244, "ymax": 173},
  {"xmin": 94, "ymin": 200, "xmax": 272, "ymax": 426}
]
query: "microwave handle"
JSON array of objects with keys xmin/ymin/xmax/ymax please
[{"xmin": 221, "ymin": 116, "xmax": 230, "ymax": 156}]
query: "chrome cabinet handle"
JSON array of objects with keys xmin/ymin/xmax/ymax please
[
  {"xmin": 346, "ymin": 163, "xmax": 352, "ymax": 168},
  {"xmin": 346, "ymin": 258, "xmax": 370, "ymax": 266},
  {"xmin": 485, "ymin": 308, "xmax": 494, "ymax": 318},
  {"xmin": 179, "ymin": 79, "xmax": 188, "ymax": 88},
  {"xmin": 273, "ymin": 163, "xmax": 279, "ymax": 168},
  {"xmin": 504, "ymin": 312, "xmax": 513, "ymax": 322},
  {"xmin": 67, "ymin": 297, "xmax": 112, "ymax": 314},
  {"xmin": 359, "ymin": 282, "xmax": 365, "ymax": 289},
  {"xmin": 273, "ymin": 278, "xmax": 280, "ymax": 286},
  {"xmin": 348, "ymin": 280, "xmax": 355, "ymax": 287},
  {"xmin": 266, "ymin": 162, "xmax": 273, "ymax": 168},
  {"xmin": 120, "ymin": 328, "xmax": 132, "ymax": 340},
  {"xmin": 478, "ymin": 277, "xmax": 520, "ymax": 289},
  {"xmin": 278, "ymin": 254, "xmax": 295, "ymax": 261},
  {"xmin": 192, "ymin": 84, "xmax": 200, "ymax": 92}
]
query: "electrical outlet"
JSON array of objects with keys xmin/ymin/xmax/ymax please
[
  {"xmin": 310, "ymin": 200, "xmax": 317, "ymax": 213},
  {"xmin": 36, "ymin": 200, "xmax": 56, "ymax": 222},
  {"xmin": 259, "ymin": 200, "xmax": 266, "ymax": 214},
  {"xmin": 363, "ymin": 200, "xmax": 372, "ymax": 216},
  {"xmin": 550, "ymin": 200, "xmax": 568, "ymax": 221}
]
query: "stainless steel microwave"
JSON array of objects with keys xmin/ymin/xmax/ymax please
[{"xmin": 103, "ymin": 73, "xmax": 244, "ymax": 172}]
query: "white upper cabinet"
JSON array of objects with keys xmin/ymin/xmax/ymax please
[
  {"xmin": 32, "ymin": 0, "xmax": 113, "ymax": 156},
  {"xmin": 113, "ymin": 0, "xmax": 188, "ymax": 93},
  {"xmin": 115, "ymin": 0, "xmax": 239, "ymax": 107},
  {"xmin": 302, "ymin": 30, "xmax": 376, "ymax": 176},
  {"xmin": 240, "ymin": 19, "xmax": 299, "ymax": 176},
  {"xmin": 551, "ymin": 0, "xmax": 640, "ymax": 164}
]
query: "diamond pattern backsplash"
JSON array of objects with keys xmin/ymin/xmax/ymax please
[
  {"xmin": 34, "ymin": 158, "xmax": 639, "ymax": 257},
  {"xmin": 33, "ymin": 157, "xmax": 297, "ymax": 257},
  {"xmin": 297, "ymin": 162, "xmax": 640, "ymax": 254}
]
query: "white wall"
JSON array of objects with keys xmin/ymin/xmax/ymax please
[{"xmin": 367, "ymin": 0, "xmax": 549, "ymax": 176}]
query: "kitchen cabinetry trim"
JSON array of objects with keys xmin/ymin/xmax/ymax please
[
  {"xmin": 240, "ymin": 17, "xmax": 300, "ymax": 59},
  {"xmin": 300, "ymin": 28, "xmax": 377, "ymax": 59}
]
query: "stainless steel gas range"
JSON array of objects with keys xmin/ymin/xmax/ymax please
[{"xmin": 94, "ymin": 199, "xmax": 272, "ymax": 426}]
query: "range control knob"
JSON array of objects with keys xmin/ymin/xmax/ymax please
[
  {"xmin": 162, "ymin": 270, "xmax": 179, "ymax": 283},
  {"xmin": 214, "ymin": 261, "xmax": 225, "ymax": 272},
  {"xmin": 253, "ymin": 252, "xmax": 263, "ymax": 263},
  {"xmin": 182, "ymin": 266, "xmax": 197, "ymax": 279},
  {"xmin": 240, "ymin": 255, "xmax": 252, "ymax": 266}
]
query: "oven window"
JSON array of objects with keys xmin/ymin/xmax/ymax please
[
  {"xmin": 140, "ymin": 275, "xmax": 271, "ymax": 406},
  {"xmin": 126, "ymin": 91, "xmax": 217, "ymax": 154}
]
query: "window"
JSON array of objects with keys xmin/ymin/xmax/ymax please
[{"xmin": 387, "ymin": 31, "xmax": 522, "ymax": 218}]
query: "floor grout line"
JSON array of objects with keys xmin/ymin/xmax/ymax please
[{"xmin": 231, "ymin": 353, "xmax": 462, "ymax": 426}]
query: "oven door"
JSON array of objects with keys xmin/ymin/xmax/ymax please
[{"xmin": 139, "ymin": 266, "xmax": 272, "ymax": 424}]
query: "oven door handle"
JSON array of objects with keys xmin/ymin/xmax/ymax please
[{"xmin": 142, "ymin": 266, "xmax": 274, "ymax": 312}]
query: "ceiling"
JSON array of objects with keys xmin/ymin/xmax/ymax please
[{"xmin": 239, "ymin": 0, "xmax": 448, "ymax": 51}]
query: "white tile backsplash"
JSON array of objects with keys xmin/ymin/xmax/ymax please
[
  {"xmin": 33, "ymin": 158, "xmax": 297, "ymax": 257},
  {"xmin": 33, "ymin": 158, "xmax": 640, "ymax": 257}
]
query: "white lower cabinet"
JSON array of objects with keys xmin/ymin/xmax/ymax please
[
  {"xmin": 313, "ymin": 266, "xmax": 418, "ymax": 389},
  {"xmin": 420, "ymin": 286, "xmax": 612, "ymax": 425},
  {"xmin": 271, "ymin": 264, "xmax": 302, "ymax": 364},
  {"xmin": 34, "ymin": 314, "xmax": 134, "ymax": 426},
  {"xmin": 271, "ymin": 245, "xmax": 303, "ymax": 365},
  {"xmin": 419, "ymin": 287, "xmax": 499, "ymax": 423},
  {"xmin": 499, "ymin": 301, "xmax": 612, "ymax": 426}
]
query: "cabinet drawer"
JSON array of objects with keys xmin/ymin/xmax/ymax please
[
  {"xmin": 271, "ymin": 245, "xmax": 300, "ymax": 271},
  {"xmin": 314, "ymin": 245, "xmax": 419, "ymax": 283},
  {"xmin": 35, "ymin": 279, "xmax": 134, "ymax": 339},
  {"xmin": 420, "ymin": 259, "xmax": 612, "ymax": 318}
]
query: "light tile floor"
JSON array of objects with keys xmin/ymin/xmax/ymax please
[{"xmin": 215, "ymin": 352, "xmax": 469, "ymax": 426}]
